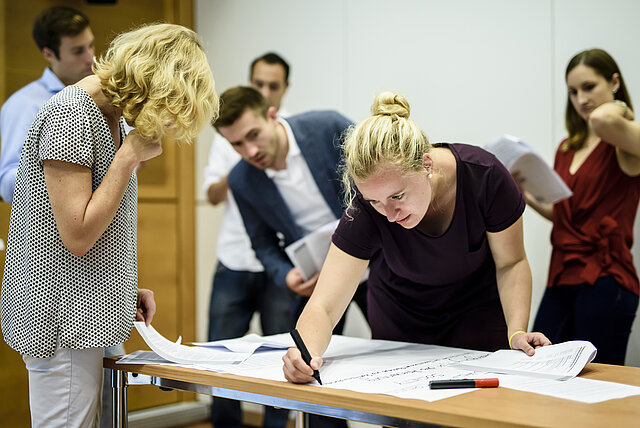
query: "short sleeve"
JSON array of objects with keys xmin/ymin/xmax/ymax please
[
  {"xmin": 484, "ymin": 158, "xmax": 525, "ymax": 233},
  {"xmin": 38, "ymin": 101, "xmax": 94, "ymax": 168},
  {"xmin": 332, "ymin": 196, "xmax": 381, "ymax": 260}
]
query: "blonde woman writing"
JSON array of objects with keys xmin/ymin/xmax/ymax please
[{"xmin": 283, "ymin": 92, "xmax": 549, "ymax": 383}]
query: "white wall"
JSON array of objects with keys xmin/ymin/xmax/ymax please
[{"xmin": 194, "ymin": 0, "xmax": 640, "ymax": 366}]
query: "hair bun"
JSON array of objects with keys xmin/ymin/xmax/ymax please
[{"xmin": 371, "ymin": 91, "xmax": 410, "ymax": 119}]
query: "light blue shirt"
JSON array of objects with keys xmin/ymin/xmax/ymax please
[{"xmin": 0, "ymin": 68, "xmax": 64, "ymax": 202}]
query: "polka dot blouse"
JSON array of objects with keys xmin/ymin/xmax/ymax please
[{"xmin": 1, "ymin": 85, "xmax": 138, "ymax": 358}]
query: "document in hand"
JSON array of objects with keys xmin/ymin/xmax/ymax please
[
  {"xmin": 484, "ymin": 134, "xmax": 572, "ymax": 204},
  {"xmin": 454, "ymin": 340, "xmax": 597, "ymax": 381},
  {"xmin": 284, "ymin": 219, "xmax": 340, "ymax": 280}
]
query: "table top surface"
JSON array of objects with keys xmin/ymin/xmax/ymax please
[{"xmin": 105, "ymin": 358, "xmax": 640, "ymax": 428}]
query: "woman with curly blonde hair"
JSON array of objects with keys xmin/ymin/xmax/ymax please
[
  {"xmin": 283, "ymin": 92, "xmax": 550, "ymax": 384},
  {"xmin": 1, "ymin": 23, "xmax": 218, "ymax": 426}
]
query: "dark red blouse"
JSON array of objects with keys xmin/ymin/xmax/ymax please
[{"xmin": 549, "ymin": 139, "xmax": 640, "ymax": 295}]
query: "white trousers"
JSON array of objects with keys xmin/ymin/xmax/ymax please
[{"xmin": 23, "ymin": 346, "xmax": 104, "ymax": 428}]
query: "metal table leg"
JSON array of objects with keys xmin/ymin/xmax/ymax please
[
  {"xmin": 295, "ymin": 410, "xmax": 309, "ymax": 428},
  {"xmin": 111, "ymin": 369, "xmax": 128, "ymax": 428}
]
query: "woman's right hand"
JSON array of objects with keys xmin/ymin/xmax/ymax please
[
  {"xmin": 282, "ymin": 347, "xmax": 324, "ymax": 383},
  {"xmin": 122, "ymin": 130, "xmax": 163, "ymax": 165}
]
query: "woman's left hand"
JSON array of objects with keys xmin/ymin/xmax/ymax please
[
  {"xmin": 136, "ymin": 288, "xmax": 156, "ymax": 326},
  {"xmin": 511, "ymin": 331, "xmax": 552, "ymax": 356}
]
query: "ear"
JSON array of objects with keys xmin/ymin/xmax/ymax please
[
  {"xmin": 42, "ymin": 47, "xmax": 58, "ymax": 65},
  {"xmin": 267, "ymin": 106, "xmax": 278, "ymax": 121},
  {"xmin": 421, "ymin": 153, "xmax": 434, "ymax": 175},
  {"xmin": 611, "ymin": 72, "xmax": 621, "ymax": 94}
]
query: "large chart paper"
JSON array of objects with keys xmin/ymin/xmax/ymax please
[{"xmin": 127, "ymin": 329, "xmax": 640, "ymax": 403}]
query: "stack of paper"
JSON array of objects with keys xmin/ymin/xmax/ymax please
[
  {"xmin": 454, "ymin": 340, "xmax": 597, "ymax": 380},
  {"xmin": 132, "ymin": 323, "xmax": 252, "ymax": 367},
  {"xmin": 284, "ymin": 219, "xmax": 339, "ymax": 280},
  {"xmin": 484, "ymin": 134, "xmax": 571, "ymax": 204}
]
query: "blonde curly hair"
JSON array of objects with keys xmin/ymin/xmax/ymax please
[
  {"xmin": 94, "ymin": 23, "xmax": 219, "ymax": 143},
  {"xmin": 341, "ymin": 91, "xmax": 431, "ymax": 213}
]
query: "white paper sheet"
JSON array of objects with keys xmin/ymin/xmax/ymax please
[
  {"xmin": 117, "ymin": 350, "xmax": 177, "ymax": 365},
  {"xmin": 192, "ymin": 333, "xmax": 293, "ymax": 353},
  {"xmin": 484, "ymin": 134, "xmax": 572, "ymax": 204},
  {"xmin": 284, "ymin": 220, "xmax": 339, "ymax": 280},
  {"xmin": 498, "ymin": 374, "xmax": 640, "ymax": 403},
  {"xmin": 222, "ymin": 336, "xmax": 490, "ymax": 401},
  {"xmin": 134, "ymin": 322, "xmax": 251, "ymax": 366},
  {"xmin": 454, "ymin": 340, "xmax": 597, "ymax": 380}
]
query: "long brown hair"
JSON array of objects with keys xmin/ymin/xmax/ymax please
[{"xmin": 563, "ymin": 49, "xmax": 633, "ymax": 151}]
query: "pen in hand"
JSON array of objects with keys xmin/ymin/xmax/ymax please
[{"xmin": 290, "ymin": 329, "xmax": 322, "ymax": 385}]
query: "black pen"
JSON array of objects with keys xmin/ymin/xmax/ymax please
[{"xmin": 290, "ymin": 329, "xmax": 322, "ymax": 385}]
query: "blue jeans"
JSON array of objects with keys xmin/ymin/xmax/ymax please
[
  {"xmin": 533, "ymin": 276, "xmax": 639, "ymax": 365},
  {"xmin": 208, "ymin": 262, "xmax": 294, "ymax": 428}
]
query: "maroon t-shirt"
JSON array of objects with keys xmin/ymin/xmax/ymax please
[{"xmin": 332, "ymin": 143, "xmax": 525, "ymax": 351}]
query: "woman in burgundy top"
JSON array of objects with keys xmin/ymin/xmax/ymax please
[
  {"xmin": 524, "ymin": 49, "xmax": 640, "ymax": 365},
  {"xmin": 282, "ymin": 92, "xmax": 550, "ymax": 384}
]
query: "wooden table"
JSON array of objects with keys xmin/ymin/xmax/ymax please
[{"xmin": 104, "ymin": 358, "xmax": 640, "ymax": 428}]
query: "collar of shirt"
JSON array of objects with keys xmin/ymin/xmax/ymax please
[
  {"xmin": 265, "ymin": 118, "xmax": 300, "ymax": 178},
  {"xmin": 277, "ymin": 107, "xmax": 291, "ymax": 119},
  {"xmin": 41, "ymin": 67, "xmax": 65, "ymax": 94}
]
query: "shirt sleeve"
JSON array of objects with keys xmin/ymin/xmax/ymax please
[
  {"xmin": 332, "ymin": 195, "xmax": 381, "ymax": 260},
  {"xmin": 202, "ymin": 132, "xmax": 240, "ymax": 194},
  {"xmin": 483, "ymin": 155, "xmax": 526, "ymax": 233},
  {"xmin": 0, "ymin": 96, "xmax": 41, "ymax": 202},
  {"xmin": 38, "ymin": 101, "xmax": 94, "ymax": 168}
]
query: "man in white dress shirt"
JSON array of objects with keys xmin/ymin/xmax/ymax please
[{"xmin": 202, "ymin": 52, "xmax": 292, "ymax": 428}]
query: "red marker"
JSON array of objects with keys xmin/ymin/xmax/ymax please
[{"xmin": 429, "ymin": 378, "xmax": 499, "ymax": 389}]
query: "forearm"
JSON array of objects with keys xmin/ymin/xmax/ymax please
[
  {"xmin": 46, "ymin": 146, "xmax": 138, "ymax": 256},
  {"xmin": 82, "ymin": 148, "xmax": 138, "ymax": 236},
  {"xmin": 251, "ymin": 236, "xmax": 292, "ymax": 288},
  {"xmin": 296, "ymin": 245, "xmax": 369, "ymax": 356},
  {"xmin": 496, "ymin": 257, "xmax": 532, "ymax": 336},
  {"xmin": 524, "ymin": 191, "xmax": 553, "ymax": 220},
  {"xmin": 590, "ymin": 102, "xmax": 640, "ymax": 156},
  {"xmin": 206, "ymin": 177, "xmax": 228, "ymax": 205},
  {"xmin": 294, "ymin": 303, "xmax": 335, "ymax": 358}
]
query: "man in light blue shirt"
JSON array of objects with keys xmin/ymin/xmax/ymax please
[{"xmin": 0, "ymin": 6, "xmax": 94, "ymax": 202}]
